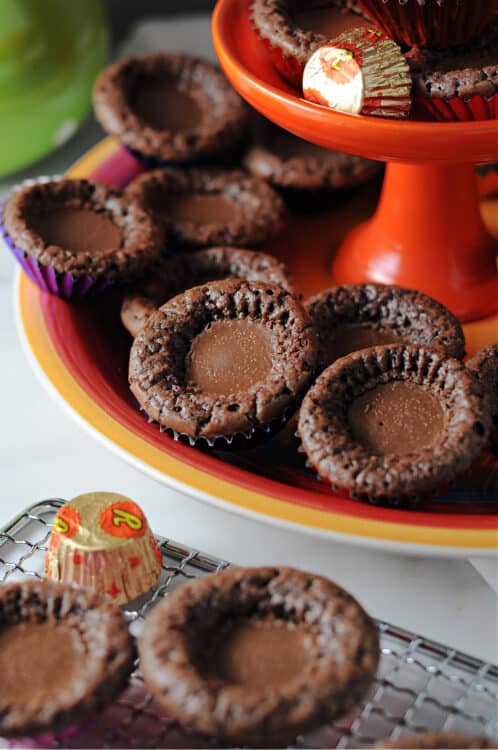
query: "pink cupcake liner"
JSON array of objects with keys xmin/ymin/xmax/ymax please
[
  {"xmin": 0, "ymin": 203, "xmax": 112, "ymax": 301},
  {"xmin": 414, "ymin": 93, "xmax": 498, "ymax": 122}
]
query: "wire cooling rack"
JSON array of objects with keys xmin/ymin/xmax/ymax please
[{"xmin": 0, "ymin": 499, "xmax": 497, "ymax": 749}]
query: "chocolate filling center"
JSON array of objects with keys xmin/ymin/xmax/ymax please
[
  {"xmin": 132, "ymin": 81, "xmax": 203, "ymax": 132},
  {"xmin": 187, "ymin": 319, "xmax": 273, "ymax": 395},
  {"xmin": 30, "ymin": 207, "xmax": 122, "ymax": 254},
  {"xmin": 324, "ymin": 323, "xmax": 402, "ymax": 363},
  {"xmin": 163, "ymin": 194, "xmax": 239, "ymax": 225},
  {"xmin": 293, "ymin": 5, "xmax": 368, "ymax": 36},
  {"xmin": 348, "ymin": 381, "xmax": 445, "ymax": 455},
  {"xmin": 209, "ymin": 619, "xmax": 309, "ymax": 690},
  {"xmin": 0, "ymin": 622, "xmax": 82, "ymax": 701}
]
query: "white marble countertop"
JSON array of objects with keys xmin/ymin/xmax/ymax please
[{"xmin": 0, "ymin": 16, "xmax": 497, "ymax": 667}]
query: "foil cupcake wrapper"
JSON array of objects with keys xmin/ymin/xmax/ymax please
[
  {"xmin": 356, "ymin": 0, "xmax": 498, "ymax": 49},
  {"xmin": 46, "ymin": 529, "xmax": 162, "ymax": 606},
  {"xmin": 140, "ymin": 401, "xmax": 296, "ymax": 450},
  {"xmin": 413, "ymin": 93, "xmax": 498, "ymax": 123},
  {"xmin": 0, "ymin": 185, "xmax": 113, "ymax": 301}
]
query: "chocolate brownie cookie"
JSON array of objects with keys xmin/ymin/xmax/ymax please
[
  {"xmin": 0, "ymin": 580, "xmax": 135, "ymax": 737},
  {"xmin": 2, "ymin": 178, "xmax": 164, "ymax": 282},
  {"xmin": 467, "ymin": 344, "xmax": 498, "ymax": 454},
  {"xmin": 406, "ymin": 22, "xmax": 498, "ymax": 120},
  {"xmin": 126, "ymin": 167, "xmax": 286, "ymax": 250},
  {"xmin": 251, "ymin": 0, "xmax": 369, "ymax": 87},
  {"xmin": 378, "ymin": 733, "xmax": 498, "ymax": 749},
  {"xmin": 244, "ymin": 118, "xmax": 381, "ymax": 192},
  {"xmin": 129, "ymin": 279, "xmax": 317, "ymax": 443},
  {"xmin": 139, "ymin": 566, "xmax": 379, "ymax": 747},
  {"xmin": 121, "ymin": 247, "xmax": 294, "ymax": 337},
  {"xmin": 298, "ymin": 345, "xmax": 490, "ymax": 504},
  {"xmin": 93, "ymin": 53, "xmax": 247, "ymax": 165},
  {"xmin": 306, "ymin": 284, "xmax": 466, "ymax": 371}
]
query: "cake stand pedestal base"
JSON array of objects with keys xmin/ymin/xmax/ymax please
[{"xmin": 333, "ymin": 163, "xmax": 498, "ymax": 322}]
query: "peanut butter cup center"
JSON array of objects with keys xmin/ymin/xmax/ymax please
[
  {"xmin": 0, "ymin": 622, "xmax": 82, "ymax": 701},
  {"xmin": 325, "ymin": 323, "xmax": 401, "ymax": 363},
  {"xmin": 348, "ymin": 381, "xmax": 445, "ymax": 455},
  {"xmin": 132, "ymin": 81, "xmax": 203, "ymax": 132},
  {"xmin": 31, "ymin": 207, "xmax": 122, "ymax": 255},
  {"xmin": 164, "ymin": 194, "xmax": 239, "ymax": 225},
  {"xmin": 209, "ymin": 619, "xmax": 309, "ymax": 690},
  {"xmin": 187, "ymin": 319, "xmax": 273, "ymax": 395},
  {"xmin": 293, "ymin": 4, "xmax": 368, "ymax": 36}
]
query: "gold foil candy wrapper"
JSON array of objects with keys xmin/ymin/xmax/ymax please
[
  {"xmin": 302, "ymin": 28, "xmax": 412, "ymax": 119},
  {"xmin": 46, "ymin": 492, "xmax": 162, "ymax": 605}
]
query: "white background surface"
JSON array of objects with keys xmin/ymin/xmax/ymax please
[{"xmin": 0, "ymin": 16, "xmax": 497, "ymax": 666}]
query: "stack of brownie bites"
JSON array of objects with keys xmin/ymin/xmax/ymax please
[
  {"xmin": 2, "ymin": 42, "xmax": 497, "ymax": 504},
  {"xmin": 1, "ymin": 3, "xmax": 498, "ymax": 745}
]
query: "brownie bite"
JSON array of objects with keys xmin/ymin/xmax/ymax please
[
  {"xmin": 0, "ymin": 580, "xmax": 135, "ymax": 737},
  {"xmin": 129, "ymin": 279, "xmax": 317, "ymax": 444},
  {"xmin": 2, "ymin": 178, "xmax": 164, "ymax": 294},
  {"xmin": 121, "ymin": 246, "xmax": 294, "ymax": 337},
  {"xmin": 244, "ymin": 118, "xmax": 381, "ymax": 193},
  {"xmin": 298, "ymin": 345, "xmax": 490, "ymax": 504},
  {"xmin": 251, "ymin": 0, "xmax": 369, "ymax": 87},
  {"xmin": 406, "ymin": 22, "xmax": 498, "ymax": 121},
  {"xmin": 139, "ymin": 566, "xmax": 379, "ymax": 747},
  {"xmin": 126, "ymin": 167, "xmax": 286, "ymax": 250},
  {"xmin": 306, "ymin": 284, "xmax": 466, "ymax": 371},
  {"xmin": 467, "ymin": 344, "xmax": 498, "ymax": 454},
  {"xmin": 93, "ymin": 53, "xmax": 248, "ymax": 165}
]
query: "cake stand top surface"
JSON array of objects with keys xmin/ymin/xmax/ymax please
[{"xmin": 212, "ymin": 0, "xmax": 498, "ymax": 164}]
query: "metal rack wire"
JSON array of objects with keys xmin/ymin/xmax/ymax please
[{"xmin": 1, "ymin": 499, "xmax": 497, "ymax": 749}]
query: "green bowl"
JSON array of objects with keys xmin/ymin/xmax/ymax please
[{"xmin": 0, "ymin": 0, "xmax": 107, "ymax": 177}]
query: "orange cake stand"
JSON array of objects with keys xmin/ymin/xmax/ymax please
[{"xmin": 212, "ymin": 0, "xmax": 498, "ymax": 322}]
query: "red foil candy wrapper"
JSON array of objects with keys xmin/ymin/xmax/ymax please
[
  {"xmin": 356, "ymin": 0, "xmax": 498, "ymax": 50},
  {"xmin": 303, "ymin": 28, "xmax": 412, "ymax": 119},
  {"xmin": 46, "ymin": 492, "xmax": 163, "ymax": 605},
  {"xmin": 413, "ymin": 93, "xmax": 498, "ymax": 123}
]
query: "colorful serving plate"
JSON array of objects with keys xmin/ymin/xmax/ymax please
[{"xmin": 15, "ymin": 137, "xmax": 498, "ymax": 557}]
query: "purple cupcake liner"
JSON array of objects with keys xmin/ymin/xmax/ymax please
[
  {"xmin": 126, "ymin": 146, "xmax": 242, "ymax": 171},
  {"xmin": 0, "ymin": 201, "xmax": 113, "ymax": 302},
  {"xmin": 4, "ymin": 718, "xmax": 95, "ymax": 749},
  {"xmin": 126, "ymin": 146, "xmax": 212, "ymax": 170},
  {"xmin": 126, "ymin": 147, "xmax": 179, "ymax": 171}
]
